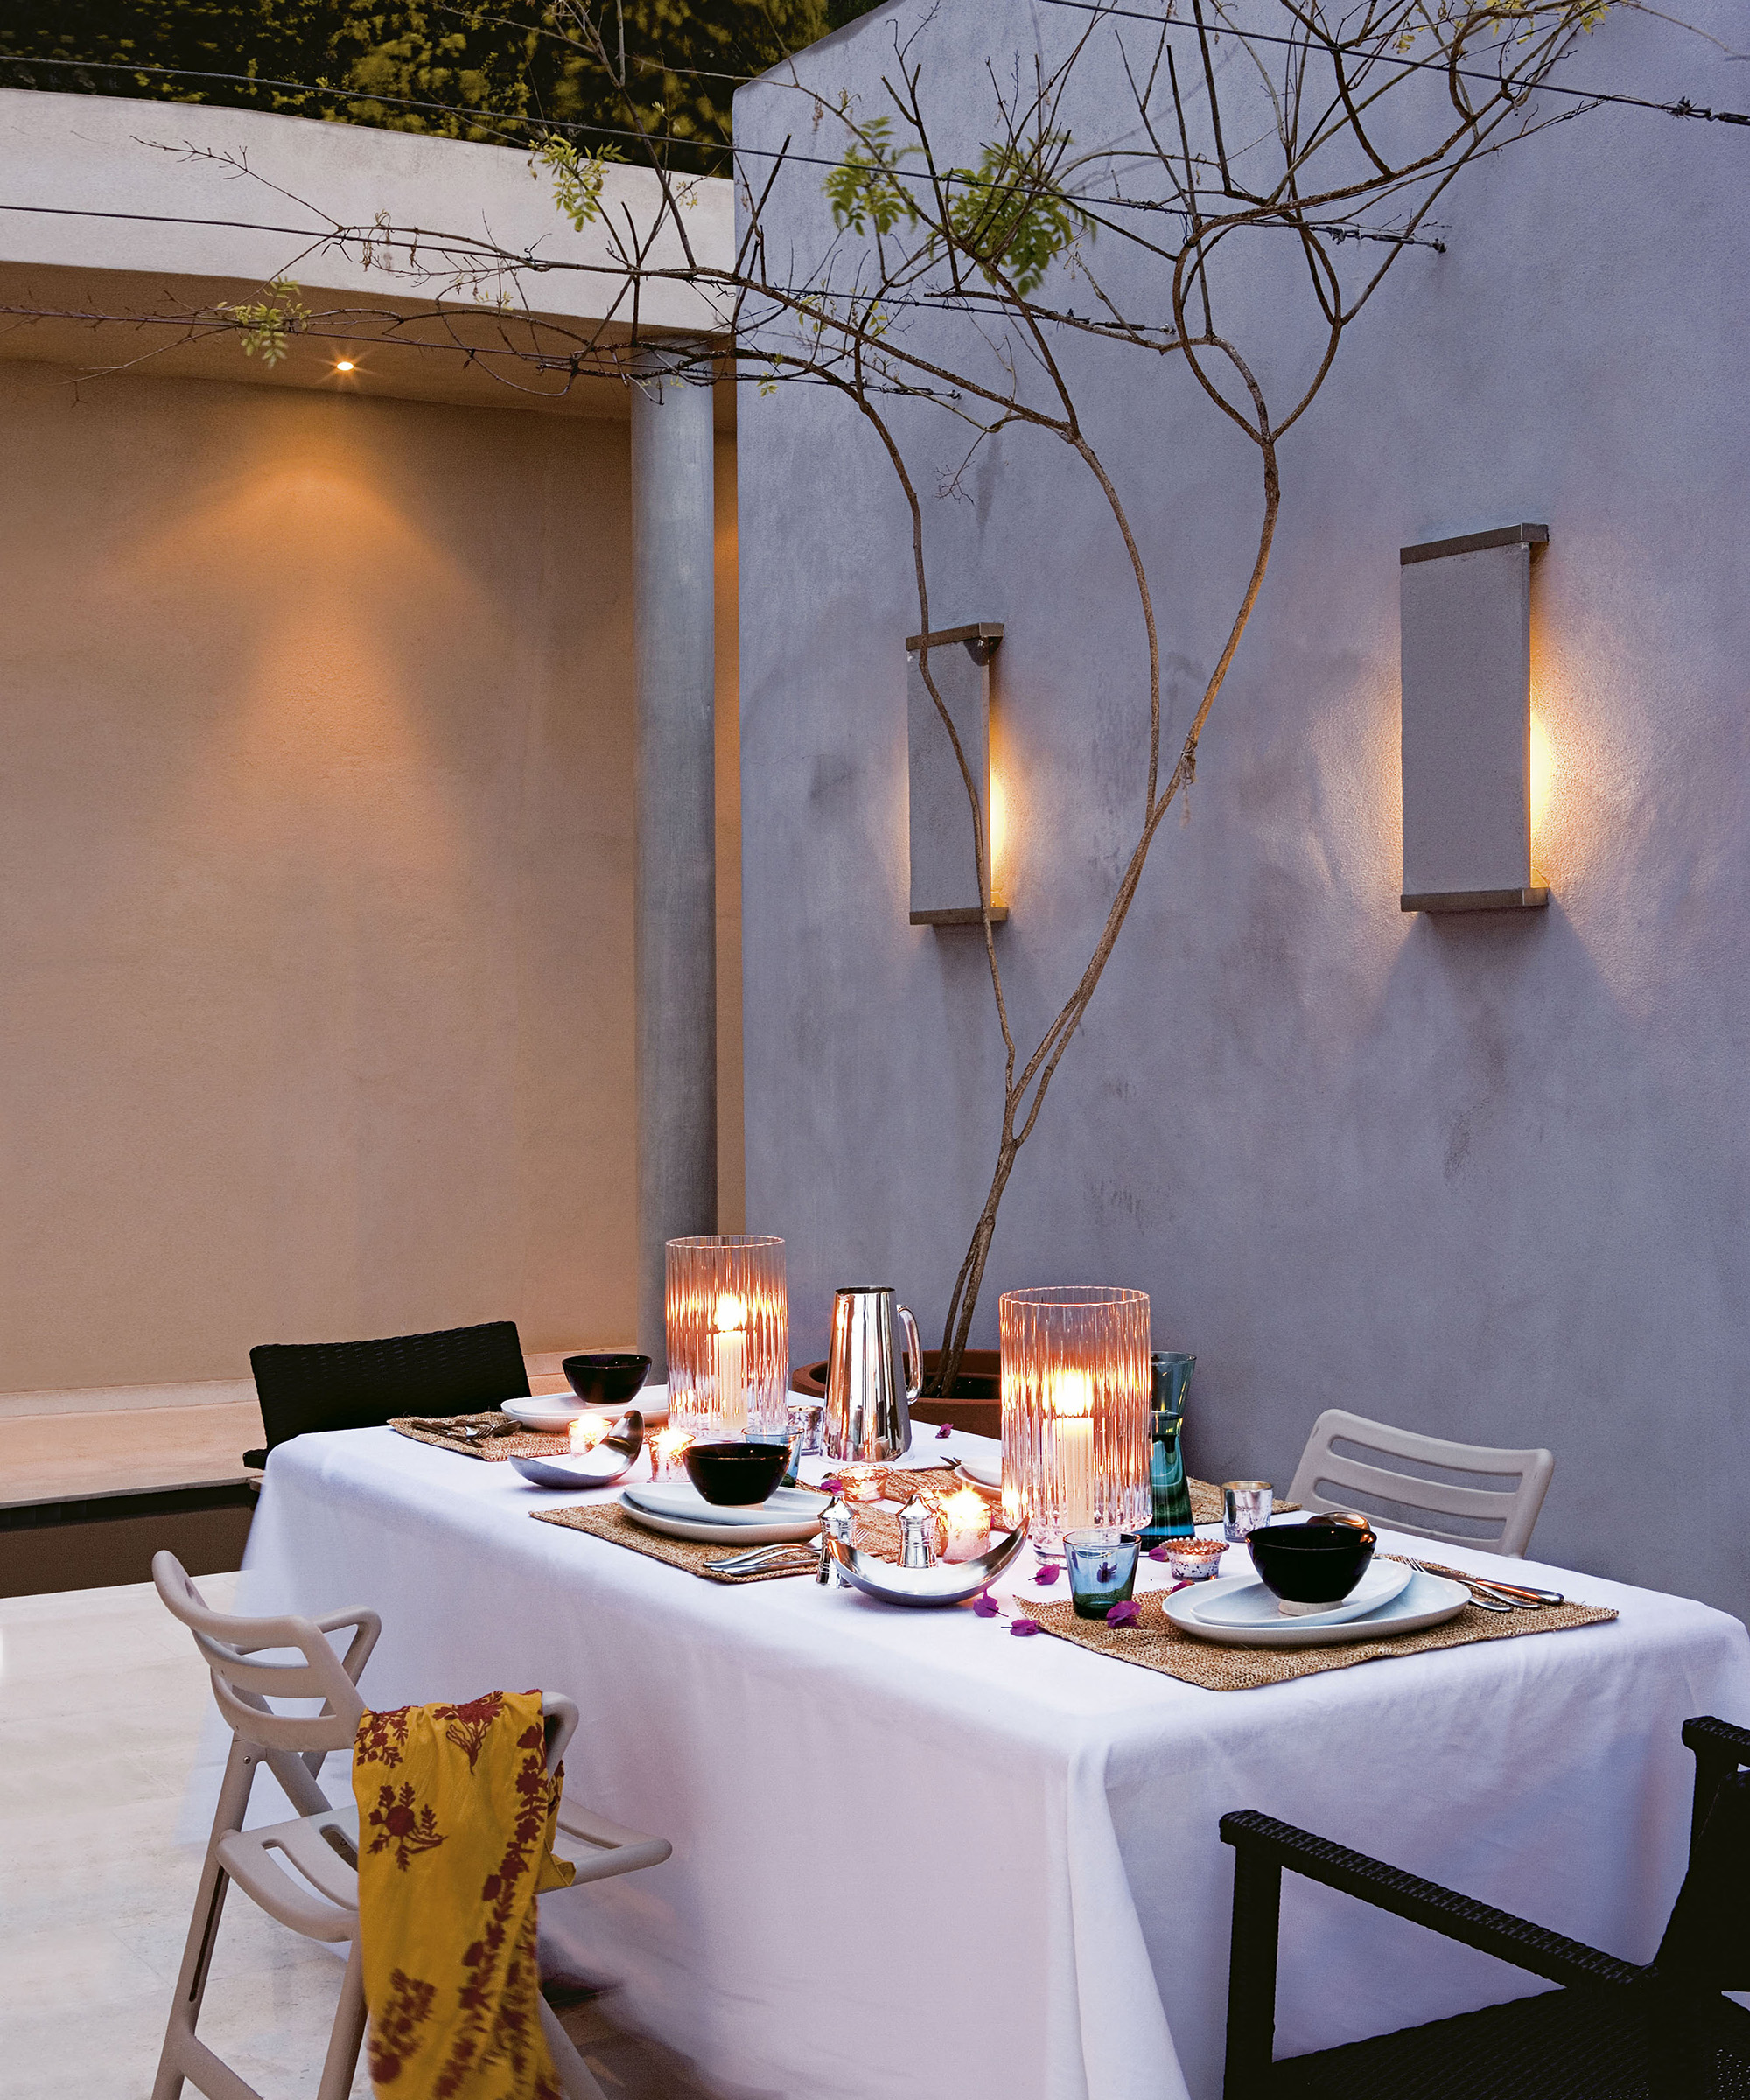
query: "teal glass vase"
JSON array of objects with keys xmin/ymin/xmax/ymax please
[{"xmin": 1140, "ymin": 1352, "xmax": 1196, "ymax": 1546}]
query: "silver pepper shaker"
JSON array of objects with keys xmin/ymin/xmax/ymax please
[
  {"xmin": 898, "ymin": 1496, "xmax": 938, "ymax": 1570},
  {"xmin": 816, "ymin": 1494, "xmax": 854, "ymax": 1586}
]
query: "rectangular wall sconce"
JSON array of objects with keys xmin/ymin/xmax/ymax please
[
  {"xmin": 1400, "ymin": 523, "xmax": 1550, "ymax": 914},
  {"xmin": 906, "ymin": 622, "xmax": 1008, "ymax": 927}
]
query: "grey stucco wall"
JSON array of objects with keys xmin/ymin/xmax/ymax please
[{"xmin": 735, "ymin": 2, "xmax": 1750, "ymax": 1618}]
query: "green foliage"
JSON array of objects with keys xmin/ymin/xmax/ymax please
[
  {"xmin": 538, "ymin": 134, "xmax": 626, "ymax": 228},
  {"xmin": 945, "ymin": 131, "xmax": 1089, "ymax": 296},
  {"xmin": 827, "ymin": 116, "xmax": 1092, "ymax": 298},
  {"xmin": 822, "ymin": 117, "xmax": 918, "ymax": 236},
  {"xmin": 0, "ymin": 0, "xmax": 832, "ymax": 172},
  {"xmin": 215, "ymin": 276, "xmax": 309, "ymax": 362}
]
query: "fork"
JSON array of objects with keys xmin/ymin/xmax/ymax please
[
  {"xmin": 704, "ymin": 1543, "xmax": 818, "ymax": 1575},
  {"xmin": 1404, "ymin": 1558, "xmax": 1516, "ymax": 1611}
]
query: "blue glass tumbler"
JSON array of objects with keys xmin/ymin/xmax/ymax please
[
  {"xmin": 1140, "ymin": 1351, "xmax": 1196, "ymax": 1548},
  {"xmin": 1065, "ymin": 1530, "xmax": 1141, "ymax": 1620}
]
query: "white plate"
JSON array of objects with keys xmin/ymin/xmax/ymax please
[
  {"xmin": 956, "ymin": 1449, "xmax": 1003, "ymax": 1489},
  {"xmin": 503, "ymin": 1387, "xmax": 669, "ymax": 1429},
  {"xmin": 1191, "ymin": 1558, "xmax": 1414, "ymax": 1632},
  {"xmin": 1165, "ymin": 1568, "xmax": 1470, "ymax": 1648},
  {"xmin": 620, "ymin": 1486, "xmax": 826, "ymax": 1546},
  {"xmin": 623, "ymin": 1482, "xmax": 826, "ymax": 1527}
]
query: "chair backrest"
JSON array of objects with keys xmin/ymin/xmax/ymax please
[
  {"xmin": 154, "ymin": 1549, "xmax": 370, "ymax": 1755},
  {"xmin": 1655, "ymin": 1768, "xmax": 1750, "ymax": 1990},
  {"xmin": 1286, "ymin": 1407, "xmax": 1554, "ymax": 1557},
  {"xmin": 249, "ymin": 1320, "xmax": 530, "ymax": 1455}
]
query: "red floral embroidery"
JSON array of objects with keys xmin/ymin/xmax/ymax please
[
  {"xmin": 368, "ymin": 1968, "xmax": 436, "ymax": 2085},
  {"xmin": 366, "ymin": 1781, "xmax": 445, "ymax": 1869},
  {"xmin": 356, "ymin": 1705, "xmax": 414, "ymax": 1772},
  {"xmin": 434, "ymin": 1690, "xmax": 505, "ymax": 1775}
]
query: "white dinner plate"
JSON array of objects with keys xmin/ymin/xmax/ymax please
[
  {"xmin": 502, "ymin": 1387, "xmax": 669, "ymax": 1429},
  {"xmin": 620, "ymin": 1484, "xmax": 826, "ymax": 1546},
  {"xmin": 956, "ymin": 1449, "xmax": 1003, "ymax": 1489},
  {"xmin": 1165, "ymin": 1568, "xmax": 1470, "ymax": 1648},
  {"xmin": 1190, "ymin": 1558, "xmax": 1414, "ymax": 1632}
]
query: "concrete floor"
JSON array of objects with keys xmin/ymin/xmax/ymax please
[{"xmin": 0, "ymin": 1574, "xmax": 724, "ymax": 2099}]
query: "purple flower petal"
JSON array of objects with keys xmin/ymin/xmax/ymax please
[
  {"xmin": 1105, "ymin": 1600, "xmax": 1142, "ymax": 1627},
  {"xmin": 972, "ymin": 1593, "xmax": 1000, "ymax": 1618},
  {"xmin": 1147, "ymin": 1544, "xmax": 1170, "ymax": 1562},
  {"xmin": 1010, "ymin": 1617, "xmax": 1041, "ymax": 1637},
  {"xmin": 1033, "ymin": 1562, "xmax": 1061, "ymax": 1586},
  {"xmin": 935, "ymin": 1421, "xmax": 954, "ymax": 1438},
  {"xmin": 820, "ymin": 1476, "xmax": 844, "ymax": 1495}
]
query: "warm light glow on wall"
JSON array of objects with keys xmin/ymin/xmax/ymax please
[
  {"xmin": 989, "ymin": 769, "xmax": 1007, "ymax": 879},
  {"xmin": 1529, "ymin": 710, "xmax": 1554, "ymax": 836}
]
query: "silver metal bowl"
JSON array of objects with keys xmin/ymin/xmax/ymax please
[
  {"xmin": 828, "ymin": 1524, "xmax": 1027, "ymax": 1606},
  {"xmin": 510, "ymin": 1410, "xmax": 643, "ymax": 1490}
]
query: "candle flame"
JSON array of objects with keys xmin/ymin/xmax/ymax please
[
  {"xmin": 655, "ymin": 1427, "xmax": 692, "ymax": 1459},
  {"xmin": 944, "ymin": 1487, "xmax": 988, "ymax": 1522},
  {"xmin": 1048, "ymin": 1368, "xmax": 1096, "ymax": 1419},
  {"xmin": 569, "ymin": 1416, "xmax": 608, "ymax": 1453},
  {"xmin": 714, "ymin": 1292, "xmax": 748, "ymax": 1334}
]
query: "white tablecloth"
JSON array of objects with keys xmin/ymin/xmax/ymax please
[{"xmin": 221, "ymin": 1427, "xmax": 1750, "ymax": 2100}]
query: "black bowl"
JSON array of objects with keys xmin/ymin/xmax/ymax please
[
  {"xmin": 1247, "ymin": 1516, "xmax": 1377, "ymax": 1606},
  {"xmin": 562, "ymin": 1352, "xmax": 651, "ymax": 1408},
  {"xmin": 683, "ymin": 1439, "xmax": 790, "ymax": 1508}
]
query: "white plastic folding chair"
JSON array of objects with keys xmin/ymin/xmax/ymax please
[
  {"xmin": 151, "ymin": 1550, "xmax": 672, "ymax": 2100},
  {"xmin": 1286, "ymin": 1408, "xmax": 1555, "ymax": 1558}
]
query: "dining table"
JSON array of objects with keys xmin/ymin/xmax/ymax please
[{"xmin": 215, "ymin": 1417, "xmax": 1750, "ymax": 2100}]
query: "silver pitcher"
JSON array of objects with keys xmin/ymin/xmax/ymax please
[{"xmin": 822, "ymin": 1286, "xmax": 922, "ymax": 1462}]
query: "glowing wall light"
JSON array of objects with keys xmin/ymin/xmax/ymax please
[
  {"xmin": 1399, "ymin": 524, "xmax": 1550, "ymax": 914},
  {"xmin": 906, "ymin": 623, "xmax": 1008, "ymax": 927}
]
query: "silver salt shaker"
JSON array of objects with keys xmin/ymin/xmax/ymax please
[
  {"xmin": 816, "ymin": 1494, "xmax": 854, "ymax": 1586},
  {"xmin": 898, "ymin": 1496, "xmax": 938, "ymax": 1570}
]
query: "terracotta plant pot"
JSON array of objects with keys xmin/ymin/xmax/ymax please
[{"xmin": 792, "ymin": 1349, "xmax": 1001, "ymax": 1441}]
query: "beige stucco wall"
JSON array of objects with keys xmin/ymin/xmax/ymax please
[{"xmin": 0, "ymin": 357, "xmax": 739, "ymax": 1392}]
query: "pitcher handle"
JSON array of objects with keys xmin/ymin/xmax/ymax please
[{"xmin": 898, "ymin": 1304, "xmax": 924, "ymax": 1402}]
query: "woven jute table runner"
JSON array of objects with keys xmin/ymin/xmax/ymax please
[
  {"xmin": 530, "ymin": 1480, "xmax": 938, "ymax": 1583},
  {"xmin": 531, "ymin": 1503, "xmax": 816, "ymax": 1584},
  {"xmin": 1016, "ymin": 1569, "xmax": 1616, "ymax": 1690},
  {"xmin": 388, "ymin": 1413, "xmax": 578, "ymax": 1462}
]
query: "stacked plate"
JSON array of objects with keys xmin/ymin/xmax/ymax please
[
  {"xmin": 619, "ymin": 1481, "xmax": 828, "ymax": 1546},
  {"xmin": 501, "ymin": 1385, "xmax": 670, "ymax": 1431},
  {"xmin": 1163, "ymin": 1561, "xmax": 1470, "ymax": 1648}
]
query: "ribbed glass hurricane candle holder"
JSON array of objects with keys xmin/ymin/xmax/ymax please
[
  {"xmin": 665, "ymin": 1236, "xmax": 788, "ymax": 1439},
  {"xmin": 999, "ymin": 1286, "xmax": 1151, "ymax": 1558}
]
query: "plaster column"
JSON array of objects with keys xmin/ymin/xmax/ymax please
[{"xmin": 632, "ymin": 347, "xmax": 718, "ymax": 1373}]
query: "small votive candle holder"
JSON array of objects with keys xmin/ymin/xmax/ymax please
[
  {"xmin": 569, "ymin": 1416, "xmax": 610, "ymax": 1455},
  {"xmin": 1064, "ymin": 1529, "xmax": 1141, "ymax": 1620},
  {"xmin": 1164, "ymin": 1535, "xmax": 1228, "ymax": 1583},
  {"xmin": 786, "ymin": 1396, "xmax": 825, "ymax": 1459},
  {"xmin": 939, "ymin": 1487, "xmax": 992, "ymax": 1563},
  {"xmin": 652, "ymin": 1428, "xmax": 694, "ymax": 1480},
  {"xmin": 1223, "ymin": 1481, "xmax": 1274, "ymax": 1544}
]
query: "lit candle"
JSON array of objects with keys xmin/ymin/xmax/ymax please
[
  {"xmin": 569, "ymin": 1415, "xmax": 608, "ymax": 1455},
  {"xmin": 939, "ymin": 1487, "xmax": 991, "ymax": 1563},
  {"xmin": 1051, "ymin": 1368, "xmax": 1096, "ymax": 1532},
  {"xmin": 654, "ymin": 1427, "xmax": 692, "ymax": 1480},
  {"xmin": 714, "ymin": 1292, "xmax": 748, "ymax": 1433}
]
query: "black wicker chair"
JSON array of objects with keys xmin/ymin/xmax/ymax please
[
  {"xmin": 1221, "ymin": 1713, "xmax": 1750, "ymax": 2099},
  {"xmin": 242, "ymin": 1320, "xmax": 531, "ymax": 1468}
]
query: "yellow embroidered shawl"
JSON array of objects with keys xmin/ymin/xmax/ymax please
[{"xmin": 352, "ymin": 1690, "xmax": 576, "ymax": 2098}]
